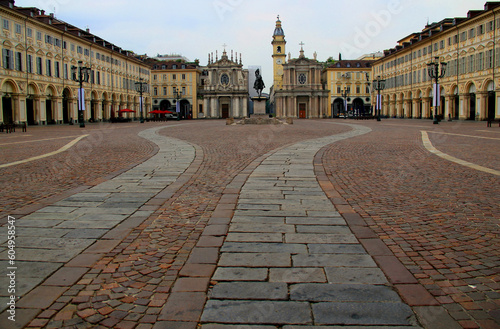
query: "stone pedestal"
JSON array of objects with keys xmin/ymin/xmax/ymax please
[{"xmin": 251, "ymin": 97, "xmax": 267, "ymax": 117}]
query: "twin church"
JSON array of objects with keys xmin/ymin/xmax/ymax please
[{"xmin": 202, "ymin": 16, "xmax": 329, "ymax": 119}]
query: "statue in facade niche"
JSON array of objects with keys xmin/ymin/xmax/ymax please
[{"xmin": 253, "ymin": 69, "xmax": 265, "ymax": 97}]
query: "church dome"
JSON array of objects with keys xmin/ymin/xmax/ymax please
[{"xmin": 274, "ymin": 17, "xmax": 284, "ymax": 36}]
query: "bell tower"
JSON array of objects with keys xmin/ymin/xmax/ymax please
[{"xmin": 272, "ymin": 16, "xmax": 286, "ymax": 90}]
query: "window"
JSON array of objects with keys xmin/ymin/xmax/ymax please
[
  {"xmin": 460, "ymin": 31, "xmax": 467, "ymax": 42},
  {"xmin": 468, "ymin": 55, "xmax": 475, "ymax": 73},
  {"xmin": 469, "ymin": 28, "xmax": 476, "ymax": 39},
  {"xmin": 173, "ymin": 87, "xmax": 177, "ymax": 94},
  {"xmin": 487, "ymin": 20, "xmax": 494, "ymax": 32},
  {"xmin": 2, "ymin": 49, "xmax": 13, "ymax": 69},
  {"xmin": 15, "ymin": 51, "xmax": 22, "ymax": 71},
  {"xmin": 27, "ymin": 28, "xmax": 32, "ymax": 38},
  {"xmin": 440, "ymin": 40, "xmax": 444, "ymax": 49},
  {"xmin": 27, "ymin": 54, "xmax": 33, "ymax": 73},
  {"xmin": 478, "ymin": 24, "xmax": 485, "ymax": 35},
  {"xmin": 477, "ymin": 52, "xmax": 484, "ymax": 71},
  {"xmin": 15, "ymin": 23, "xmax": 21, "ymax": 34},
  {"xmin": 337, "ymin": 86, "xmax": 341, "ymax": 93},
  {"xmin": 71, "ymin": 44, "xmax": 75, "ymax": 52},
  {"xmin": 55, "ymin": 61, "xmax": 60, "ymax": 78},
  {"xmin": 163, "ymin": 87, "xmax": 167, "ymax": 95},
  {"xmin": 182, "ymin": 86, "xmax": 186, "ymax": 95},
  {"xmin": 181, "ymin": 64, "xmax": 186, "ymax": 69},
  {"xmin": 97, "ymin": 71, "xmax": 100, "ymax": 85},
  {"xmin": 63, "ymin": 41, "xmax": 67, "ymax": 49},
  {"xmin": 460, "ymin": 57, "xmax": 466, "ymax": 74},
  {"xmin": 55, "ymin": 39, "xmax": 61, "ymax": 47},
  {"xmin": 356, "ymin": 85, "xmax": 360, "ymax": 94},
  {"xmin": 3, "ymin": 19, "xmax": 9, "ymax": 30},
  {"xmin": 153, "ymin": 74, "xmax": 157, "ymax": 81},
  {"xmin": 423, "ymin": 47, "xmax": 427, "ymax": 56},
  {"xmin": 182, "ymin": 74, "xmax": 186, "ymax": 80},
  {"xmin": 434, "ymin": 43, "xmax": 438, "ymax": 51},
  {"xmin": 46, "ymin": 59, "xmax": 52, "ymax": 76},
  {"xmin": 84, "ymin": 49, "xmax": 89, "ymax": 56},
  {"xmin": 45, "ymin": 35, "xmax": 53, "ymax": 44},
  {"xmin": 173, "ymin": 74, "xmax": 176, "ymax": 80},
  {"xmin": 36, "ymin": 57, "xmax": 42, "ymax": 74},
  {"xmin": 64, "ymin": 63, "xmax": 68, "ymax": 79},
  {"xmin": 173, "ymin": 64, "xmax": 177, "ymax": 69},
  {"xmin": 77, "ymin": 46, "xmax": 83, "ymax": 54},
  {"xmin": 153, "ymin": 87, "xmax": 158, "ymax": 96},
  {"xmin": 36, "ymin": 31, "xmax": 42, "ymax": 41}
]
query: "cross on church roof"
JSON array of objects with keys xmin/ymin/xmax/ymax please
[
  {"xmin": 222, "ymin": 43, "xmax": 227, "ymax": 50},
  {"xmin": 299, "ymin": 41, "xmax": 305, "ymax": 49}
]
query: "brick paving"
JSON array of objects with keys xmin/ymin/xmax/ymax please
[
  {"xmin": 0, "ymin": 119, "xmax": 497, "ymax": 328},
  {"xmin": 321, "ymin": 120, "xmax": 500, "ymax": 329},
  {"xmin": 0, "ymin": 122, "xmax": 163, "ymax": 222}
]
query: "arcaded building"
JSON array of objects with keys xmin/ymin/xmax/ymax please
[
  {"xmin": 0, "ymin": 0, "xmax": 150, "ymax": 125},
  {"xmin": 373, "ymin": 2, "xmax": 500, "ymax": 121}
]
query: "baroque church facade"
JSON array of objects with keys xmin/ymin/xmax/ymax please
[
  {"xmin": 199, "ymin": 49, "xmax": 248, "ymax": 119},
  {"xmin": 271, "ymin": 17, "xmax": 329, "ymax": 118}
]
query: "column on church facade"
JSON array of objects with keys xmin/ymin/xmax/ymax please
[
  {"xmin": 404, "ymin": 99, "xmax": 412, "ymax": 118},
  {"xmin": 209, "ymin": 97, "xmax": 215, "ymax": 118},
  {"xmin": 234, "ymin": 97, "xmax": 240, "ymax": 118},
  {"xmin": 422, "ymin": 97, "xmax": 431, "ymax": 118},
  {"xmin": 445, "ymin": 95, "xmax": 454, "ymax": 119}
]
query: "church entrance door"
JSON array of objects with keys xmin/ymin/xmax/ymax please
[
  {"xmin": 299, "ymin": 103, "xmax": 306, "ymax": 118},
  {"xmin": 221, "ymin": 104, "xmax": 229, "ymax": 119}
]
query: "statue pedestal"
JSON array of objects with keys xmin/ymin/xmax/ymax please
[{"xmin": 251, "ymin": 97, "xmax": 267, "ymax": 117}]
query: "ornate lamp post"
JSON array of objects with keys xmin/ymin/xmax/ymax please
[
  {"xmin": 71, "ymin": 61, "xmax": 91, "ymax": 128},
  {"xmin": 427, "ymin": 56, "xmax": 447, "ymax": 124},
  {"xmin": 135, "ymin": 78, "xmax": 149, "ymax": 123},
  {"xmin": 373, "ymin": 75, "xmax": 386, "ymax": 122},
  {"xmin": 341, "ymin": 87, "xmax": 349, "ymax": 119}
]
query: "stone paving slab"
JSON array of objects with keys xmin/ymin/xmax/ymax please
[
  {"xmin": 201, "ymin": 300, "xmax": 313, "ymax": 325},
  {"xmin": 202, "ymin": 124, "xmax": 417, "ymax": 327}
]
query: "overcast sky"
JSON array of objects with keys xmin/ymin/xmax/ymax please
[{"xmin": 17, "ymin": 0, "xmax": 489, "ymax": 92}]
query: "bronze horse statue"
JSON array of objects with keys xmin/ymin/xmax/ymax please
[{"xmin": 253, "ymin": 69, "xmax": 265, "ymax": 97}]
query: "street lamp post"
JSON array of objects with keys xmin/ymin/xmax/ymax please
[
  {"xmin": 373, "ymin": 75, "xmax": 386, "ymax": 122},
  {"xmin": 135, "ymin": 78, "xmax": 149, "ymax": 123},
  {"xmin": 71, "ymin": 61, "xmax": 91, "ymax": 128},
  {"xmin": 341, "ymin": 87, "xmax": 349, "ymax": 119},
  {"xmin": 427, "ymin": 56, "xmax": 447, "ymax": 124}
]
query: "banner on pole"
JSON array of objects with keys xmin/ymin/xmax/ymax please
[
  {"xmin": 433, "ymin": 83, "xmax": 440, "ymax": 107},
  {"xmin": 376, "ymin": 94, "xmax": 382, "ymax": 110},
  {"xmin": 176, "ymin": 101, "xmax": 180, "ymax": 113},
  {"xmin": 78, "ymin": 88, "xmax": 85, "ymax": 111}
]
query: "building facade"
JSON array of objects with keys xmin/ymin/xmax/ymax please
[
  {"xmin": 149, "ymin": 59, "xmax": 200, "ymax": 119},
  {"xmin": 199, "ymin": 49, "xmax": 249, "ymax": 119},
  {"xmin": 0, "ymin": 0, "xmax": 151, "ymax": 125},
  {"xmin": 323, "ymin": 59, "xmax": 374, "ymax": 117},
  {"xmin": 373, "ymin": 2, "xmax": 500, "ymax": 121}
]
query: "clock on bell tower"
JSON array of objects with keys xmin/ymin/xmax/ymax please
[{"xmin": 272, "ymin": 15, "xmax": 286, "ymax": 90}]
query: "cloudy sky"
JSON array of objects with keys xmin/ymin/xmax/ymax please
[{"xmin": 17, "ymin": 0, "xmax": 489, "ymax": 92}]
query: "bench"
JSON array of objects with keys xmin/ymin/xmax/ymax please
[
  {"xmin": 0, "ymin": 122, "xmax": 27, "ymax": 133},
  {"xmin": 487, "ymin": 119, "xmax": 500, "ymax": 127}
]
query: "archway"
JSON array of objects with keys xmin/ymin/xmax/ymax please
[
  {"xmin": 27, "ymin": 84, "xmax": 38, "ymax": 125},
  {"xmin": 333, "ymin": 98, "xmax": 344, "ymax": 117},
  {"xmin": 160, "ymin": 100, "xmax": 171, "ymax": 111},
  {"xmin": 469, "ymin": 84, "xmax": 476, "ymax": 120},
  {"xmin": 486, "ymin": 81, "xmax": 495, "ymax": 121},
  {"xmin": 1, "ymin": 81, "xmax": 17, "ymax": 123},
  {"xmin": 180, "ymin": 99, "xmax": 191, "ymax": 119},
  {"xmin": 62, "ymin": 88, "xmax": 71, "ymax": 124},
  {"xmin": 352, "ymin": 98, "xmax": 364, "ymax": 117}
]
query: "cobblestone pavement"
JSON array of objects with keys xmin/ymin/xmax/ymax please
[
  {"xmin": 0, "ymin": 119, "xmax": 497, "ymax": 328},
  {"xmin": 321, "ymin": 120, "xmax": 500, "ymax": 329},
  {"xmin": 0, "ymin": 122, "xmax": 165, "ymax": 221}
]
